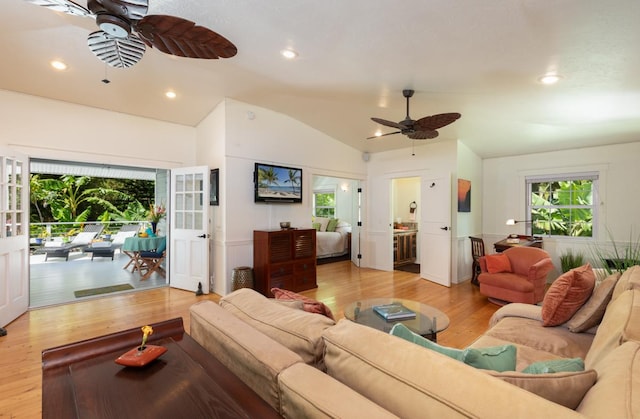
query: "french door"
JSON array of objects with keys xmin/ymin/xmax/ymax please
[
  {"xmin": 169, "ymin": 166, "xmax": 210, "ymax": 292},
  {"xmin": 0, "ymin": 149, "xmax": 29, "ymax": 328}
]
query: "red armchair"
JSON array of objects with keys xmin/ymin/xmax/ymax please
[{"xmin": 478, "ymin": 246, "xmax": 554, "ymax": 304}]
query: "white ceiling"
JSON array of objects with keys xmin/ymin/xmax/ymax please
[{"xmin": 3, "ymin": 0, "xmax": 640, "ymax": 158}]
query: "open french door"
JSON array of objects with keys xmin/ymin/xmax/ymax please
[
  {"xmin": 0, "ymin": 149, "xmax": 30, "ymax": 328},
  {"xmin": 169, "ymin": 166, "xmax": 210, "ymax": 293}
]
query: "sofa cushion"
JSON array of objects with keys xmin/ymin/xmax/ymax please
[
  {"xmin": 577, "ymin": 341, "xmax": 640, "ymax": 418},
  {"xmin": 278, "ymin": 363, "xmax": 398, "ymax": 418},
  {"xmin": 390, "ymin": 323, "xmax": 516, "ymax": 371},
  {"xmin": 485, "ymin": 253, "xmax": 512, "ymax": 273},
  {"xmin": 585, "ymin": 289, "xmax": 640, "ymax": 370},
  {"xmin": 323, "ymin": 320, "xmax": 579, "ymax": 418},
  {"xmin": 271, "ymin": 287, "xmax": 335, "ymax": 320},
  {"xmin": 566, "ymin": 271, "xmax": 621, "ymax": 332},
  {"xmin": 189, "ymin": 300, "xmax": 303, "ymax": 412},
  {"xmin": 486, "ymin": 369, "xmax": 597, "ymax": 409},
  {"xmin": 541, "ymin": 264, "xmax": 596, "ymax": 326},
  {"xmin": 612, "ymin": 265, "xmax": 640, "ymax": 301},
  {"xmin": 522, "ymin": 357, "xmax": 584, "ymax": 374},
  {"xmin": 220, "ymin": 288, "xmax": 335, "ymax": 370}
]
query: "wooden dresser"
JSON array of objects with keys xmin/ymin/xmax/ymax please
[{"xmin": 253, "ymin": 228, "xmax": 317, "ymax": 297}]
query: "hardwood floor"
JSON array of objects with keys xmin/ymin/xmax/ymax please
[{"xmin": 0, "ymin": 260, "xmax": 498, "ymax": 418}]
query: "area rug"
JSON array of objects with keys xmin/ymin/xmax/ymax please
[
  {"xmin": 395, "ymin": 263, "xmax": 420, "ymax": 274},
  {"xmin": 74, "ymin": 284, "xmax": 134, "ymax": 298}
]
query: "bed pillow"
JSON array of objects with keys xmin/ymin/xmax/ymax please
[
  {"xmin": 485, "ymin": 253, "xmax": 512, "ymax": 274},
  {"xmin": 312, "ymin": 222, "xmax": 322, "ymax": 231},
  {"xmin": 541, "ymin": 263, "xmax": 596, "ymax": 327},
  {"xmin": 271, "ymin": 288, "xmax": 335, "ymax": 320},
  {"xmin": 326, "ymin": 218, "xmax": 339, "ymax": 232},
  {"xmin": 313, "ymin": 217, "xmax": 330, "ymax": 232}
]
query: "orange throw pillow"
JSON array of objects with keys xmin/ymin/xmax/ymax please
[
  {"xmin": 485, "ymin": 254, "xmax": 512, "ymax": 274},
  {"xmin": 541, "ymin": 264, "xmax": 596, "ymax": 327},
  {"xmin": 271, "ymin": 288, "xmax": 335, "ymax": 320}
]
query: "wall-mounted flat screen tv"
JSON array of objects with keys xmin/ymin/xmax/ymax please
[{"xmin": 254, "ymin": 162, "xmax": 303, "ymax": 203}]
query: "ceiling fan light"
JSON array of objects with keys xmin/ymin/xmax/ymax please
[
  {"xmin": 165, "ymin": 91, "xmax": 177, "ymax": 99},
  {"xmin": 97, "ymin": 14, "xmax": 131, "ymax": 39}
]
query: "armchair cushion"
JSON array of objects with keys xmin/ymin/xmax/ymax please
[
  {"xmin": 541, "ymin": 264, "xmax": 596, "ymax": 327},
  {"xmin": 485, "ymin": 253, "xmax": 512, "ymax": 273}
]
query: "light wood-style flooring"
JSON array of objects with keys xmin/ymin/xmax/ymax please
[{"xmin": 1, "ymin": 260, "xmax": 499, "ymax": 418}]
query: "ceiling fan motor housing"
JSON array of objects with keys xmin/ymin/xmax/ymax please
[{"xmin": 97, "ymin": 14, "xmax": 131, "ymax": 39}]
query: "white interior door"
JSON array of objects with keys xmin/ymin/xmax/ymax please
[
  {"xmin": 170, "ymin": 166, "xmax": 209, "ymax": 293},
  {"xmin": 420, "ymin": 174, "xmax": 452, "ymax": 287},
  {"xmin": 0, "ymin": 149, "xmax": 29, "ymax": 328}
]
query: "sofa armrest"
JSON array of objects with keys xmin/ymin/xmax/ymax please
[
  {"xmin": 489, "ymin": 303, "xmax": 543, "ymax": 328},
  {"xmin": 278, "ymin": 363, "xmax": 398, "ymax": 418}
]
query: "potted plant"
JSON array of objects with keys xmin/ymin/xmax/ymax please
[
  {"xmin": 559, "ymin": 249, "xmax": 586, "ymax": 273},
  {"xmin": 590, "ymin": 228, "xmax": 640, "ymax": 274}
]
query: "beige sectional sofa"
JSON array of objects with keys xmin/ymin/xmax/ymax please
[{"xmin": 189, "ymin": 265, "xmax": 640, "ymax": 418}]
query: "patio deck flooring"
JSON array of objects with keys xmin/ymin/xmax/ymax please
[{"xmin": 30, "ymin": 249, "xmax": 167, "ymax": 308}]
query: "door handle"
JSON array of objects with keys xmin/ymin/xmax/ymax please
[
  {"xmin": 440, "ymin": 226, "xmax": 449, "ymax": 231},
  {"xmin": 197, "ymin": 234, "xmax": 207, "ymax": 238}
]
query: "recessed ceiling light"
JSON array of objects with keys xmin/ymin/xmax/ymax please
[
  {"xmin": 50, "ymin": 60, "xmax": 67, "ymax": 71},
  {"xmin": 165, "ymin": 91, "xmax": 177, "ymax": 99},
  {"xmin": 281, "ymin": 49, "xmax": 298, "ymax": 60},
  {"xmin": 375, "ymin": 131, "xmax": 382, "ymax": 137},
  {"xmin": 538, "ymin": 74, "xmax": 562, "ymax": 85}
]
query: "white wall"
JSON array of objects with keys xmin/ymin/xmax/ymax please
[
  {"xmin": 482, "ymin": 141, "xmax": 640, "ymax": 277},
  {"xmin": 195, "ymin": 99, "xmax": 367, "ymax": 295},
  {"xmin": 456, "ymin": 140, "xmax": 483, "ymax": 282},
  {"xmin": 0, "ymin": 89, "xmax": 196, "ymax": 169}
]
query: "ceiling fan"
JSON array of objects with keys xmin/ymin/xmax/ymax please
[
  {"xmin": 24, "ymin": 0, "xmax": 237, "ymax": 69},
  {"xmin": 368, "ymin": 89, "xmax": 461, "ymax": 140}
]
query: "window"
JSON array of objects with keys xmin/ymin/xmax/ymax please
[
  {"xmin": 526, "ymin": 173, "xmax": 598, "ymax": 237},
  {"xmin": 313, "ymin": 189, "xmax": 336, "ymax": 217}
]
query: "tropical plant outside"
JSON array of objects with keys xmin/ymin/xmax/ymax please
[
  {"xmin": 529, "ymin": 179, "xmax": 594, "ymax": 237},
  {"xmin": 314, "ymin": 192, "xmax": 335, "ymax": 217}
]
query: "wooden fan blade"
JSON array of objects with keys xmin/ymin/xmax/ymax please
[
  {"xmin": 414, "ymin": 113, "xmax": 461, "ymax": 131},
  {"xmin": 371, "ymin": 117, "xmax": 408, "ymax": 130},
  {"xmin": 88, "ymin": 30, "xmax": 145, "ymax": 68},
  {"xmin": 25, "ymin": 0, "xmax": 91, "ymax": 17},
  {"xmin": 134, "ymin": 15, "xmax": 237, "ymax": 59},
  {"xmin": 407, "ymin": 130, "xmax": 439, "ymax": 140},
  {"xmin": 367, "ymin": 131, "xmax": 401, "ymax": 139},
  {"xmin": 88, "ymin": 0, "xmax": 148, "ymax": 20}
]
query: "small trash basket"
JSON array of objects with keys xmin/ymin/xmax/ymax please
[{"xmin": 232, "ymin": 266, "xmax": 254, "ymax": 291}]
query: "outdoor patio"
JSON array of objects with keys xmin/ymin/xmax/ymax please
[{"xmin": 30, "ymin": 249, "xmax": 167, "ymax": 308}]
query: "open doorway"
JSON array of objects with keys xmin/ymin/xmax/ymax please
[
  {"xmin": 312, "ymin": 175, "xmax": 359, "ymax": 265},
  {"xmin": 29, "ymin": 159, "xmax": 169, "ymax": 308},
  {"xmin": 392, "ymin": 177, "xmax": 420, "ymax": 273}
]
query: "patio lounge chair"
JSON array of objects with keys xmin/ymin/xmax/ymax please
[
  {"xmin": 83, "ymin": 224, "xmax": 140, "ymax": 261},
  {"xmin": 44, "ymin": 224, "xmax": 104, "ymax": 261}
]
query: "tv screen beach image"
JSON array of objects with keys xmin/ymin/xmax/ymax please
[{"xmin": 255, "ymin": 163, "xmax": 302, "ymax": 202}]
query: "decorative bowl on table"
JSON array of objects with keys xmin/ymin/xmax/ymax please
[{"xmin": 280, "ymin": 222, "xmax": 291, "ymax": 229}]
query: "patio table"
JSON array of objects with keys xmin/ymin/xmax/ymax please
[{"xmin": 122, "ymin": 236, "xmax": 165, "ymax": 274}]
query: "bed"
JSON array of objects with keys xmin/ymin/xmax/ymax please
[{"xmin": 313, "ymin": 218, "xmax": 352, "ymax": 259}]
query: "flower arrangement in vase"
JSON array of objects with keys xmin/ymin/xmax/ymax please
[
  {"xmin": 148, "ymin": 204, "xmax": 166, "ymax": 234},
  {"xmin": 115, "ymin": 325, "xmax": 167, "ymax": 367}
]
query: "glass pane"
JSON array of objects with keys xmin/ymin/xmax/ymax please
[
  {"xmin": 195, "ymin": 173, "xmax": 203, "ymax": 193},
  {"xmin": 185, "ymin": 193, "xmax": 194, "ymax": 211},
  {"xmin": 16, "ymin": 185, "xmax": 21, "ymax": 210},
  {"xmin": 195, "ymin": 192, "xmax": 203, "ymax": 210},
  {"xmin": 175, "ymin": 193, "xmax": 184, "ymax": 210},
  {"xmin": 185, "ymin": 212, "xmax": 193, "ymax": 229},
  {"xmin": 176, "ymin": 175, "xmax": 185, "ymax": 192},
  {"xmin": 194, "ymin": 212, "xmax": 203, "ymax": 230},
  {"xmin": 176, "ymin": 212, "xmax": 184, "ymax": 229},
  {"xmin": 15, "ymin": 161, "xmax": 22, "ymax": 186},
  {"xmin": 186, "ymin": 174, "xmax": 194, "ymax": 192}
]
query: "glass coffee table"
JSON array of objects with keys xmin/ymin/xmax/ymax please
[{"xmin": 343, "ymin": 298, "xmax": 450, "ymax": 342}]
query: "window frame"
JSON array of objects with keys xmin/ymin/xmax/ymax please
[
  {"xmin": 313, "ymin": 187, "xmax": 337, "ymax": 218},
  {"xmin": 525, "ymin": 172, "xmax": 599, "ymax": 239}
]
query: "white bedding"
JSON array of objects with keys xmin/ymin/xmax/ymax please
[{"xmin": 317, "ymin": 229, "xmax": 351, "ymax": 258}]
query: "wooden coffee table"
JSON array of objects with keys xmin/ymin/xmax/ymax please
[
  {"xmin": 42, "ymin": 318, "xmax": 280, "ymax": 418},
  {"xmin": 343, "ymin": 298, "xmax": 450, "ymax": 341}
]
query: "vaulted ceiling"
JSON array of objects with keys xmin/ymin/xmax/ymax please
[{"xmin": 3, "ymin": 0, "xmax": 640, "ymax": 158}]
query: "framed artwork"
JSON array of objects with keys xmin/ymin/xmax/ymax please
[
  {"xmin": 458, "ymin": 178, "xmax": 471, "ymax": 212},
  {"xmin": 210, "ymin": 169, "xmax": 219, "ymax": 206}
]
